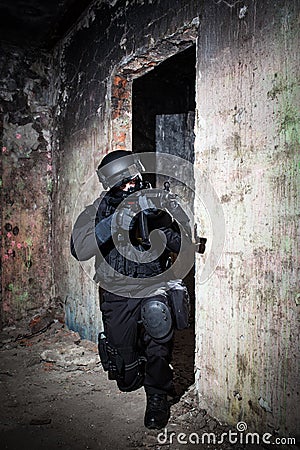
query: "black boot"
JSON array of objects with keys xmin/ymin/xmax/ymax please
[{"xmin": 144, "ymin": 393, "xmax": 170, "ymax": 430}]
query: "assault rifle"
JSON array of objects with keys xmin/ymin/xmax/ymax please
[{"xmin": 116, "ymin": 181, "xmax": 207, "ymax": 254}]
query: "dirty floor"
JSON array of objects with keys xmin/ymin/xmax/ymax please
[{"xmin": 0, "ymin": 320, "xmax": 284, "ymax": 450}]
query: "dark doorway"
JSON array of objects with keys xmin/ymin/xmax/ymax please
[
  {"xmin": 132, "ymin": 45, "xmax": 196, "ymax": 397},
  {"xmin": 132, "ymin": 45, "xmax": 196, "ymax": 153}
]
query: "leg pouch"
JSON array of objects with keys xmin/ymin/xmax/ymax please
[
  {"xmin": 168, "ymin": 283, "xmax": 190, "ymax": 330},
  {"xmin": 98, "ymin": 332, "xmax": 109, "ymax": 370},
  {"xmin": 98, "ymin": 332, "xmax": 146, "ymax": 390},
  {"xmin": 98, "ymin": 332, "xmax": 118, "ymax": 377}
]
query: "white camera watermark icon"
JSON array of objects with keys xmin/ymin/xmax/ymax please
[{"xmin": 157, "ymin": 422, "xmax": 297, "ymax": 446}]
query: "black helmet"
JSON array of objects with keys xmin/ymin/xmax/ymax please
[{"xmin": 96, "ymin": 150, "xmax": 144, "ymax": 189}]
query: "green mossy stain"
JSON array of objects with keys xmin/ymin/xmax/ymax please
[
  {"xmin": 16, "ymin": 180, "xmax": 26, "ymax": 190},
  {"xmin": 267, "ymin": 74, "xmax": 299, "ymax": 101},
  {"xmin": 281, "ymin": 236, "xmax": 293, "ymax": 253},
  {"xmin": 7, "ymin": 283, "xmax": 29, "ymax": 306},
  {"xmin": 46, "ymin": 176, "xmax": 53, "ymax": 194},
  {"xmin": 271, "ymin": 72, "xmax": 300, "ymax": 147},
  {"xmin": 278, "ymin": 103, "xmax": 300, "ymax": 145},
  {"xmin": 8, "ymin": 283, "xmax": 15, "ymax": 293},
  {"xmin": 18, "ymin": 291, "xmax": 29, "ymax": 303},
  {"xmin": 25, "ymin": 237, "xmax": 33, "ymax": 246}
]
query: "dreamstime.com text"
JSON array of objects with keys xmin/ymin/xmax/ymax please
[{"xmin": 157, "ymin": 422, "xmax": 297, "ymax": 446}]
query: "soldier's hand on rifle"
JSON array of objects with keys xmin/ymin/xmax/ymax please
[{"xmin": 162, "ymin": 195, "xmax": 190, "ymax": 226}]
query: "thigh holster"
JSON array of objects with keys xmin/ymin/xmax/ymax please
[{"xmin": 98, "ymin": 332, "xmax": 145, "ymax": 392}]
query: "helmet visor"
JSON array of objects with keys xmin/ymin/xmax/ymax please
[{"xmin": 97, "ymin": 154, "xmax": 144, "ymax": 189}]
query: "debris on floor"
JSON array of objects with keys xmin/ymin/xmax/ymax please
[{"xmin": 0, "ymin": 321, "xmax": 285, "ymax": 450}]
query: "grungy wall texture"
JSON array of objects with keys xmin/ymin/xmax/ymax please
[
  {"xmin": 0, "ymin": 46, "xmax": 54, "ymax": 326},
  {"xmin": 4, "ymin": 0, "xmax": 295, "ymax": 436},
  {"xmin": 195, "ymin": 0, "xmax": 299, "ymax": 436}
]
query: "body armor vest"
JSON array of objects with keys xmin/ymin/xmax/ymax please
[{"xmin": 94, "ymin": 191, "xmax": 168, "ymax": 283}]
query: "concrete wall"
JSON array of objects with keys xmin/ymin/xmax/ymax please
[
  {"xmin": 0, "ymin": 45, "xmax": 54, "ymax": 326},
  {"xmin": 195, "ymin": 0, "xmax": 299, "ymax": 436}
]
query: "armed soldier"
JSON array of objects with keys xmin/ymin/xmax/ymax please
[{"xmin": 71, "ymin": 150, "xmax": 202, "ymax": 430}]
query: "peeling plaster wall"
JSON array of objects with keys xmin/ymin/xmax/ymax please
[
  {"xmin": 52, "ymin": 0, "xmax": 299, "ymax": 435},
  {"xmin": 0, "ymin": 45, "xmax": 54, "ymax": 326},
  {"xmin": 195, "ymin": 0, "xmax": 299, "ymax": 436}
]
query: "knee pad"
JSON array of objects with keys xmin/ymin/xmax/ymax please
[{"xmin": 141, "ymin": 297, "xmax": 173, "ymax": 343}]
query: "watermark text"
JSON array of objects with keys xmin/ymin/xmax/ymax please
[{"xmin": 157, "ymin": 422, "xmax": 296, "ymax": 446}]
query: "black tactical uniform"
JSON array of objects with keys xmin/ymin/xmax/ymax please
[{"xmin": 71, "ymin": 150, "xmax": 191, "ymax": 429}]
